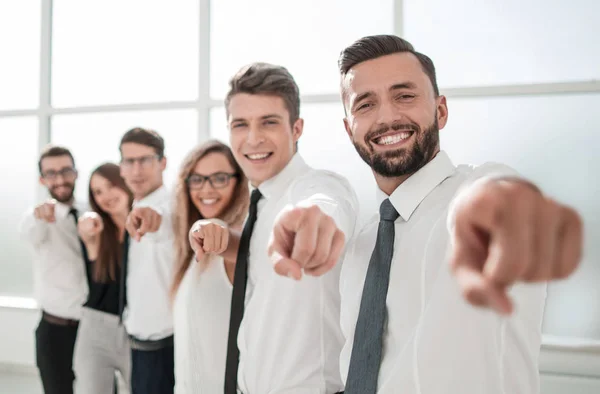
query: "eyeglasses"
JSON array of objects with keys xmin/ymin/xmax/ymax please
[
  {"xmin": 120, "ymin": 155, "xmax": 160, "ymax": 170},
  {"xmin": 42, "ymin": 167, "xmax": 77, "ymax": 180},
  {"xmin": 186, "ymin": 172, "xmax": 239, "ymax": 190}
]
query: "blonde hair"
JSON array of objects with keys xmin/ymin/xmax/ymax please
[{"xmin": 171, "ymin": 140, "xmax": 249, "ymax": 296}]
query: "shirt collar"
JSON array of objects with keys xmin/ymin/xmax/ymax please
[
  {"xmin": 133, "ymin": 185, "xmax": 169, "ymax": 207},
  {"xmin": 255, "ymin": 153, "xmax": 308, "ymax": 199},
  {"xmin": 376, "ymin": 151, "xmax": 456, "ymax": 221},
  {"xmin": 54, "ymin": 201, "xmax": 73, "ymax": 219}
]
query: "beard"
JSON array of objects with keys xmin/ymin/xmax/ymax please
[
  {"xmin": 353, "ymin": 116, "xmax": 440, "ymax": 178},
  {"xmin": 49, "ymin": 182, "xmax": 75, "ymax": 203}
]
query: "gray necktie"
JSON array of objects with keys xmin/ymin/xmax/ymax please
[{"xmin": 345, "ymin": 198, "xmax": 399, "ymax": 394}]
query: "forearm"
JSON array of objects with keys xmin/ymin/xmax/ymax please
[
  {"xmin": 18, "ymin": 211, "xmax": 49, "ymax": 246},
  {"xmin": 83, "ymin": 241, "xmax": 99, "ymax": 261}
]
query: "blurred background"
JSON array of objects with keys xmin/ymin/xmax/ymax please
[{"xmin": 0, "ymin": 0, "xmax": 599, "ymax": 393}]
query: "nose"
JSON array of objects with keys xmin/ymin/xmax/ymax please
[
  {"xmin": 377, "ymin": 99, "xmax": 401, "ymax": 125},
  {"xmin": 131, "ymin": 160, "xmax": 144, "ymax": 176},
  {"xmin": 199, "ymin": 180, "xmax": 215, "ymax": 191},
  {"xmin": 246, "ymin": 125, "xmax": 265, "ymax": 147}
]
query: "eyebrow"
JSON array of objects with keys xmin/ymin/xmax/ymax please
[{"xmin": 230, "ymin": 114, "xmax": 284, "ymax": 123}]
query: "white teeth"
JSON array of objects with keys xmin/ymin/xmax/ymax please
[
  {"xmin": 376, "ymin": 132, "xmax": 411, "ymax": 145},
  {"xmin": 201, "ymin": 199, "xmax": 218, "ymax": 205},
  {"xmin": 247, "ymin": 153, "xmax": 270, "ymax": 160}
]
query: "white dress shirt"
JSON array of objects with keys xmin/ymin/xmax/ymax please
[
  {"xmin": 19, "ymin": 200, "xmax": 89, "ymax": 320},
  {"xmin": 173, "ymin": 255, "xmax": 232, "ymax": 394},
  {"xmin": 237, "ymin": 154, "xmax": 358, "ymax": 394},
  {"xmin": 340, "ymin": 151, "xmax": 548, "ymax": 394},
  {"xmin": 124, "ymin": 185, "xmax": 175, "ymax": 340}
]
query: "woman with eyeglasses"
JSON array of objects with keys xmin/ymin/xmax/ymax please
[{"xmin": 171, "ymin": 140, "xmax": 249, "ymax": 393}]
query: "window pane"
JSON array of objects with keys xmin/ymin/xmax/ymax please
[
  {"xmin": 51, "ymin": 109, "xmax": 198, "ymax": 202},
  {"xmin": 0, "ymin": 117, "xmax": 38, "ymax": 295},
  {"xmin": 210, "ymin": 103, "xmax": 377, "ymax": 226},
  {"xmin": 441, "ymin": 93, "xmax": 600, "ymax": 339},
  {"xmin": 0, "ymin": 1, "xmax": 40, "ymax": 110},
  {"xmin": 210, "ymin": 0, "xmax": 394, "ymax": 98},
  {"xmin": 404, "ymin": 0, "xmax": 600, "ymax": 87},
  {"xmin": 52, "ymin": 0, "xmax": 199, "ymax": 107}
]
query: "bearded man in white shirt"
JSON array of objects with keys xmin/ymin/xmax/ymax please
[
  {"xmin": 271, "ymin": 35, "xmax": 584, "ymax": 394},
  {"xmin": 19, "ymin": 145, "xmax": 88, "ymax": 394}
]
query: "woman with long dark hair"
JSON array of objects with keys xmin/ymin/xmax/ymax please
[
  {"xmin": 172, "ymin": 140, "xmax": 249, "ymax": 393},
  {"xmin": 74, "ymin": 162, "xmax": 133, "ymax": 393}
]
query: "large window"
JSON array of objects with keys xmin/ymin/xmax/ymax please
[
  {"xmin": 52, "ymin": 0, "xmax": 199, "ymax": 107},
  {"xmin": 0, "ymin": 0, "xmax": 598, "ymax": 343},
  {"xmin": 403, "ymin": 0, "xmax": 600, "ymax": 87},
  {"xmin": 0, "ymin": 117, "xmax": 39, "ymax": 295},
  {"xmin": 0, "ymin": 1, "xmax": 40, "ymax": 110}
]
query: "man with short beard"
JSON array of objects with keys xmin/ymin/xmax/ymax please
[
  {"xmin": 19, "ymin": 145, "xmax": 89, "ymax": 394},
  {"xmin": 271, "ymin": 35, "xmax": 584, "ymax": 394}
]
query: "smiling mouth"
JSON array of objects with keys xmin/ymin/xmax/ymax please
[
  {"xmin": 244, "ymin": 152, "xmax": 273, "ymax": 161},
  {"xmin": 372, "ymin": 130, "xmax": 413, "ymax": 146},
  {"xmin": 200, "ymin": 198, "xmax": 218, "ymax": 205}
]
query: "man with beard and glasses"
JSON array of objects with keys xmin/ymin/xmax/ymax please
[
  {"xmin": 270, "ymin": 35, "xmax": 584, "ymax": 394},
  {"xmin": 19, "ymin": 145, "xmax": 89, "ymax": 394}
]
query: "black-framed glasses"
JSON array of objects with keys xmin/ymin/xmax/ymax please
[
  {"xmin": 186, "ymin": 172, "xmax": 239, "ymax": 190},
  {"xmin": 120, "ymin": 154, "xmax": 161, "ymax": 170},
  {"xmin": 42, "ymin": 167, "xmax": 77, "ymax": 180}
]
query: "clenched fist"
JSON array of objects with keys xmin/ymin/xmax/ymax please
[
  {"xmin": 268, "ymin": 205, "xmax": 345, "ymax": 280},
  {"xmin": 34, "ymin": 200, "xmax": 57, "ymax": 223},
  {"xmin": 449, "ymin": 178, "xmax": 584, "ymax": 315},
  {"xmin": 189, "ymin": 219, "xmax": 229, "ymax": 262},
  {"xmin": 126, "ymin": 207, "xmax": 162, "ymax": 241},
  {"xmin": 77, "ymin": 212, "xmax": 104, "ymax": 245}
]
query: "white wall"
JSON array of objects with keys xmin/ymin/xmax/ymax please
[
  {"xmin": 0, "ymin": 305, "xmax": 39, "ymax": 367},
  {"xmin": 2, "ymin": 302, "xmax": 600, "ymax": 394}
]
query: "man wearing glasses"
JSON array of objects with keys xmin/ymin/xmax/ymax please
[
  {"xmin": 119, "ymin": 127, "xmax": 176, "ymax": 394},
  {"xmin": 19, "ymin": 145, "xmax": 88, "ymax": 394}
]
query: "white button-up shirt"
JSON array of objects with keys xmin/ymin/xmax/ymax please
[
  {"xmin": 124, "ymin": 185, "xmax": 175, "ymax": 340},
  {"xmin": 19, "ymin": 200, "xmax": 89, "ymax": 320},
  {"xmin": 238, "ymin": 154, "xmax": 358, "ymax": 394},
  {"xmin": 340, "ymin": 151, "xmax": 547, "ymax": 394}
]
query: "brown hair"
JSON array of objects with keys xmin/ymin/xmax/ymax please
[
  {"xmin": 171, "ymin": 140, "xmax": 249, "ymax": 296},
  {"xmin": 225, "ymin": 62, "xmax": 301, "ymax": 126},
  {"xmin": 338, "ymin": 35, "xmax": 439, "ymax": 98},
  {"xmin": 38, "ymin": 145, "xmax": 75, "ymax": 175},
  {"xmin": 88, "ymin": 163, "xmax": 134, "ymax": 283},
  {"xmin": 119, "ymin": 127, "xmax": 165, "ymax": 158}
]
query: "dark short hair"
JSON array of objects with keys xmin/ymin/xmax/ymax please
[
  {"xmin": 38, "ymin": 145, "xmax": 75, "ymax": 175},
  {"xmin": 338, "ymin": 35, "xmax": 439, "ymax": 97},
  {"xmin": 119, "ymin": 127, "xmax": 165, "ymax": 158},
  {"xmin": 225, "ymin": 62, "xmax": 301, "ymax": 125}
]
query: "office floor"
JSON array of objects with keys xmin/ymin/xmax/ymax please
[{"xmin": 0, "ymin": 370, "xmax": 42, "ymax": 394}]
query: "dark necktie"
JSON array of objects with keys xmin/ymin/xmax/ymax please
[
  {"xmin": 224, "ymin": 189, "xmax": 263, "ymax": 394},
  {"xmin": 69, "ymin": 208, "xmax": 90, "ymax": 278},
  {"xmin": 118, "ymin": 231, "xmax": 130, "ymax": 323},
  {"xmin": 345, "ymin": 198, "xmax": 400, "ymax": 394}
]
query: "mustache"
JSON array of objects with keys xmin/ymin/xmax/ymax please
[
  {"xmin": 51, "ymin": 183, "xmax": 74, "ymax": 190},
  {"xmin": 364, "ymin": 121, "xmax": 420, "ymax": 143}
]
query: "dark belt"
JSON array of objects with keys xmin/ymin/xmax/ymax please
[
  {"xmin": 42, "ymin": 311, "xmax": 79, "ymax": 327},
  {"xmin": 129, "ymin": 334, "xmax": 174, "ymax": 351}
]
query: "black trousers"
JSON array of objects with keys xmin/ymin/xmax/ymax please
[
  {"xmin": 35, "ymin": 317, "xmax": 78, "ymax": 394},
  {"xmin": 131, "ymin": 343, "xmax": 175, "ymax": 394}
]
